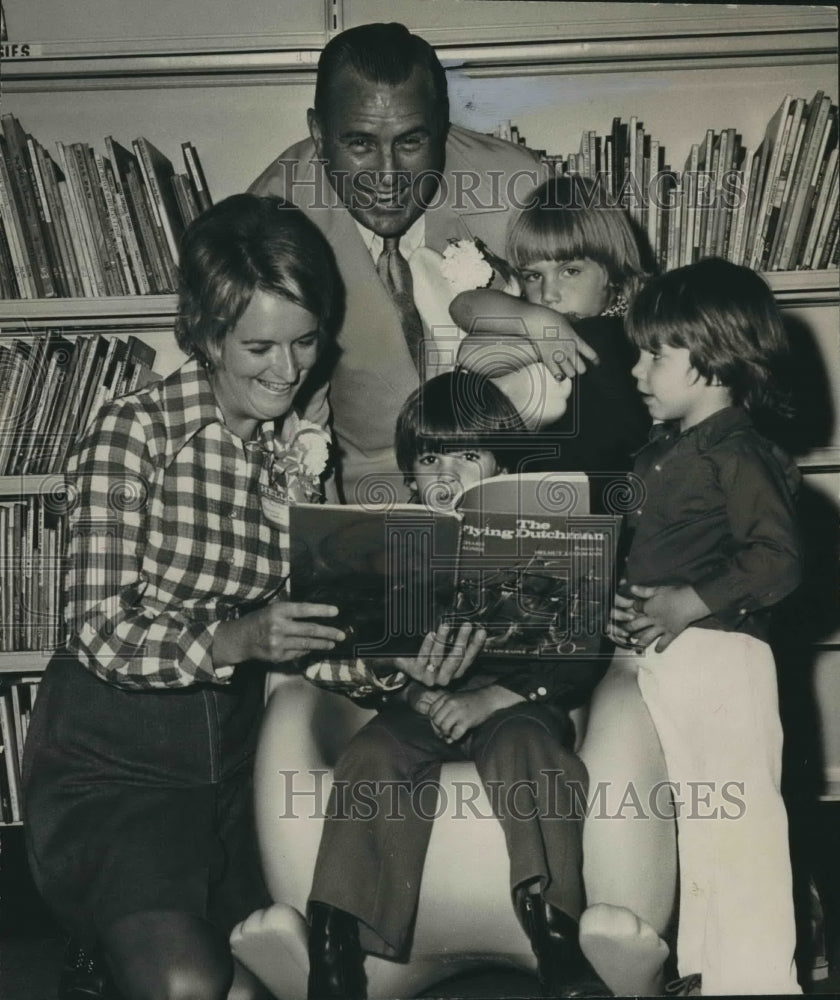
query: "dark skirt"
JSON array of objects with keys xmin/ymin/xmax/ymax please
[{"xmin": 22, "ymin": 652, "xmax": 271, "ymax": 947}]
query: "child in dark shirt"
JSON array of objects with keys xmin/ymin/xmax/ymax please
[
  {"xmin": 453, "ymin": 174, "xmax": 652, "ymax": 509},
  {"xmin": 306, "ymin": 370, "xmax": 606, "ymax": 1000},
  {"xmin": 583, "ymin": 258, "xmax": 802, "ymax": 996}
]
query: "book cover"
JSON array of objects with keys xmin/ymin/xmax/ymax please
[
  {"xmin": 288, "ymin": 473, "xmax": 619, "ymax": 661},
  {"xmin": 6, "ymin": 334, "xmax": 49, "ymax": 476},
  {"xmin": 728, "ymin": 146, "xmax": 756, "ymax": 266},
  {"xmin": 125, "ymin": 157, "xmax": 170, "ymax": 292},
  {"xmin": 105, "ymin": 136, "xmax": 160, "ymax": 293},
  {"xmin": 748, "ymin": 95, "xmax": 794, "ymax": 269},
  {"xmin": 682, "ymin": 141, "xmax": 699, "ymax": 265},
  {"xmin": 716, "ymin": 129, "xmax": 741, "ymax": 261},
  {"xmin": 801, "ymin": 129, "xmax": 838, "ymax": 269},
  {"xmin": 0, "ymin": 341, "xmax": 33, "ymax": 475},
  {"xmin": 0, "ymin": 688, "xmax": 21, "ymax": 822},
  {"xmin": 181, "ymin": 141, "xmax": 213, "ymax": 213},
  {"xmin": 0, "ymin": 215, "xmax": 17, "ymax": 297},
  {"xmin": 32, "ymin": 139, "xmax": 82, "ymax": 297},
  {"xmin": 82, "ymin": 145, "xmax": 127, "ymax": 295},
  {"xmin": 67, "ymin": 142, "xmax": 113, "ymax": 295},
  {"xmin": 18, "ymin": 333, "xmax": 74, "ymax": 474},
  {"xmin": 780, "ymin": 93, "xmax": 832, "ymax": 270},
  {"xmin": 55, "ymin": 141, "xmax": 103, "ymax": 297},
  {"xmin": 93, "ymin": 151, "xmax": 137, "ymax": 295},
  {"xmin": 24, "ymin": 134, "xmax": 69, "ymax": 297},
  {"xmin": 0, "ymin": 114, "xmax": 55, "ymax": 297},
  {"xmin": 0, "ymin": 136, "xmax": 36, "ymax": 297},
  {"xmin": 133, "ymin": 136, "xmax": 185, "ymax": 269},
  {"xmin": 764, "ymin": 102, "xmax": 806, "ymax": 269}
]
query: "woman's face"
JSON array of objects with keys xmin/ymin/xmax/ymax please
[{"xmin": 209, "ymin": 288, "xmax": 320, "ymax": 440}]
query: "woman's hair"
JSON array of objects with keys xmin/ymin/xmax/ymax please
[
  {"xmin": 314, "ymin": 22, "xmax": 449, "ymax": 133},
  {"xmin": 395, "ymin": 369, "xmax": 527, "ymax": 474},
  {"xmin": 626, "ymin": 258, "xmax": 792, "ymax": 414},
  {"xmin": 507, "ymin": 175, "xmax": 655, "ymax": 301},
  {"xmin": 175, "ymin": 194, "xmax": 340, "ymax": 369}
]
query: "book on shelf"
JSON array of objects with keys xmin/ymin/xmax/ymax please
[
  {"xmin": 523, "ymin": 85, "xmax": 837, "ymax": 274},
  {"xmin": 133, "ymin": 136, "xmax": 185, "ymax": 273},
  {"xmin": 0, "ymin": 114, "xmax": 57, "ymax": 298},
  {"xmin": 0, "ymin": 678, "xmax": 42, "ymax": 824},
  {"xmin": 773, "ymin": 92, "xmax": 830, "ymax": 270},
  {"xmin": 286, "ymin": 472, "xmax": 619, "ymax": 662},
  {"xmin": 181, "ymin": 141, "xmax": 212, "ymax": 214},
  {"xmin": 0, "ymin": 689, "xmax": 21, "ymax": 822},
  {"xmin": 0, "ymin": 495, "xmax": 65, "ymax": 655},
  {"xmin": 789, "ymin": 103, "xmax": 836, "ymax": 270},
  {"xmin": 0, "ymin": 115, "xmax": 213, "ymax": 298},
  {"xmin": 0, "ymin": 331, "xmax": 158, "ymax": 476}
]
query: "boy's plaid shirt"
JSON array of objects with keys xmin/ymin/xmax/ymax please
[{"xmin": 64, "ymin": 355, "xmax": 405, "ymax": 696}]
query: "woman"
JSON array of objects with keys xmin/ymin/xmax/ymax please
[{"xmin": 23, "ymin": 194, "xmax": 347, "ymax": 1000}]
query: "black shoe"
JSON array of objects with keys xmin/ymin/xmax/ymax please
[
  {"xmin": 58, "ymin": 940, "xmax": 117, "ymax": 1000},
  {"xmin": 514, "ymin": 891, "xmax": 612, "ymax": 998},
  {"xmin": 307, "ymin": 902, "xmax": 367, "ymax": 1000}
]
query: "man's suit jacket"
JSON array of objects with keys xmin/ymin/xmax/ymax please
[{"xmin": 249, "ymin": 125, "xmax": 544, "ymax": 504}]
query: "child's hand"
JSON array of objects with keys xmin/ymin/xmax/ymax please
[
  {"xmin": 429, "ymin": 685, "xmax": 521, "ymax": 743},
  {"xmin": 617, "ymin": 584, "xmax": 712, "ymax": 653},
  {"xmin": 452, "ymin": 290, "xmax": 600, "ymax": 380},
  {"xmin": 405, "ymin": 682, "xmax": 443, "ymax": 716},
  {"xmin": 390, "ymin": 621, "xmax": 487, "ymax": 688},
  {"xmin": 608, "ymin": 588, "xmax": 643, "ymax": 650}
]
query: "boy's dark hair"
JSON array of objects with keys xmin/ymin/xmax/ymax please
[
  {"xmin": 626, "ymin": 258, "xmax": 792, "ymax": 414},
  {"xmin": 507, "ymin": 175, "xmax": 655, "ymax": 300},
  {"xmin": 314, "ymin": 22, "xmax": 449, "ymax": 132},
  {"xmin": 175, "ymin": 194, "xmax": 340, "ymax": 370},
  {"xmin": 395, "ymin": 369, "xmax": 527, "ymax": 474}
]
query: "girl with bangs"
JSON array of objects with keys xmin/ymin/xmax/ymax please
[{"xmin": 453, "ymin": 174, "xmax": 652, "ymax": 511}]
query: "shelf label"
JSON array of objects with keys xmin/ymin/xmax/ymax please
[{"xmin": 1, "ymin": 43, "xmax": 40, "ymax": 58}]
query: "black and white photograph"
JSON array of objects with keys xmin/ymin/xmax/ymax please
[{"xmin": 0, "ymin": 2, "xmax": 838, "ymax": 998}]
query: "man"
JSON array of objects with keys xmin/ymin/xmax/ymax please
[
  {"xmin": 247, "ymin": 25, "xmax": 608, "ymax": 1000},
  {"xmin": 249, "ymin": 21, "xmax": 545, "ymax": 505}
]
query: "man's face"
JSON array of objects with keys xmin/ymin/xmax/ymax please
[{"xmin": 309, "ymin": 65, "xmax": 447, "ymax": 239}]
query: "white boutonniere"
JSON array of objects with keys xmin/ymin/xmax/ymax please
[
  {"xmin": 408, "ymin": 238, "xmax": 521, "ymax": 380},
  {"xmin": 440, "ymin": 237, "xmax": 520, "ymax": 295}
]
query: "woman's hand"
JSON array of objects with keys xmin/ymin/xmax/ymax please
[
  {"xmin": 213, "ymin": 600, "xmax": 345, "ymax": 666},
  {"xmin": 372, "ymin": 621, "xmax": 487, "ymax": 688}
]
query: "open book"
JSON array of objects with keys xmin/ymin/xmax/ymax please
[{"xmin": 288, "ymin": 473, "xmax": 620, "ymax": 661}]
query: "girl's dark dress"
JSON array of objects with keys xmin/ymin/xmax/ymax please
[{"xmin": 518, "ymin": 314, "xmax": 651, "ymax": 513}]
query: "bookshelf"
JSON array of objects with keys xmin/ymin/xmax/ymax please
[{"xmin": 0, "ymin": 0, "xmax": 837, "ymax": 803}]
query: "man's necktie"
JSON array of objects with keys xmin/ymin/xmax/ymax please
[{"xmin": 376, "ymin": 237, "xmax": 424, "ymax": 368}]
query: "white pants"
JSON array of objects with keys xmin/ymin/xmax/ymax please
[{"xmin": 636, "ymin": 628, "xmax": 800, "ymax": 995}]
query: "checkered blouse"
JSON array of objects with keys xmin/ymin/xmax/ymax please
[
  {"xmin": 64, "ymin": 355, "xmax": 406, "ymax": 697},
  {"xmin": 64, "ymin": 356, "xmax": 288, "ymax": 689}
]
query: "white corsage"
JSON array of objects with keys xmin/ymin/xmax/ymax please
[{"xmin": 269, "ymin": 415, "xmax": 331, "ymax": 503}]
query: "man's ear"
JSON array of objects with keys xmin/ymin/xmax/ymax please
[{"xmin": 307, "ymin": 108, "xmax": 324, "ymax": 157}]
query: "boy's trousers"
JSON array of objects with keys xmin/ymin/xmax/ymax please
[
  {"xmin": 309, "ymin": 700, "xmax": 587, "ymax": 958},
  {"xmin": 637, "ymin": 627, "xmax": 801, "ymax": 995}
]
